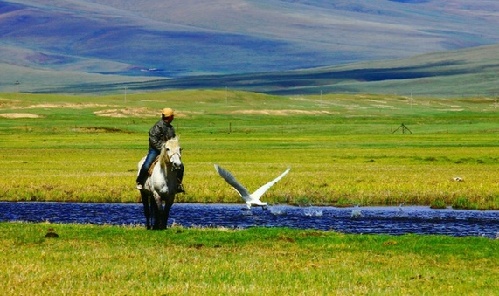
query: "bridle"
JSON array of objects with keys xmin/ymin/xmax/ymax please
[{"xmin": 164, "ymin": 147, "xmax": 182, "ymax": 171}]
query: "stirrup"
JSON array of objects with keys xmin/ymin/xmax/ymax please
[
  {"xmin": 136, "ymin": 183, "xmax": 143, "ymax": 190},
  {"xmin": 177, "ymin": 184, "xmax": 185, "ymax": 193}
]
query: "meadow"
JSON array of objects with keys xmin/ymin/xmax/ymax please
[
  {"xmin": 1, "ymin": 222, "xmax": 498, "ymax": 295},
  {"xmin": 1, "ymin": 90, "xmax": 498, "ymax": 295},
  {"xmin": 0, "ymin": 90, "xmax": 498, "ymax": 209}
]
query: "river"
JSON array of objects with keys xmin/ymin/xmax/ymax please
[{"xmin": 1, "ymin": 202, "xmax": 498, "ymax": 238}]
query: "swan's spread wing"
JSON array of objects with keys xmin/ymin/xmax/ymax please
[
  {"xmin": 214, "ymin": 164, "xmax": 251, "ymax": 200},
  {"xmin": 251, "ymin": 168, "xmax": 290, "ymax": 200}
]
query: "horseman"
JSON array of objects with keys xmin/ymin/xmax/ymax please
[{"xmin": 136, "ymin": 107, "xmax": 185, "ymax": 193}]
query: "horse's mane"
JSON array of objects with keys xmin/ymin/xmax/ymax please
[{"xmin": 159, "ymin": 137, "xmax": 179, "ymax": 170}]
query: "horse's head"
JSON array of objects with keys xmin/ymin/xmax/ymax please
[{"xmin": 161, "ymin": 137, "xmax": 182, "ymax": 170}]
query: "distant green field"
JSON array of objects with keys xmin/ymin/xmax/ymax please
[{"xmin": 0, "ymin": 90, "xmax": 497, "ymax": 209}]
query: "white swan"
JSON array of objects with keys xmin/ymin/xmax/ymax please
[{"xmin": 214, "ymin": 164, "xmax": 290, "ymax": 209}]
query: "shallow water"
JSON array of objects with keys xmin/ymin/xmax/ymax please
[{"xmin": 1, "ymin": 202, "xmax": 498, "ymax": 238}]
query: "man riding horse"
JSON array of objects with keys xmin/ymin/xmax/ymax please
[{"xmin": 136, "ymin": 107, "xmax": 185, "ymax": 193}]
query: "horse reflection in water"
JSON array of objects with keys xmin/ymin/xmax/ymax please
[{"xmin": 137, "ymin": 137, "xmax": 182, "ymax": 230}]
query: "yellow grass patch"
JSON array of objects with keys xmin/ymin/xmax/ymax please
[
  {"xmin": 94, "ymin": 108, "xmax": 193, "ymax": 118},
  {"xmin": 230, "ymin": 109, "xmax": 332, "ymax": 115},
  {"xmin": 23, "ymin": 103, "xmax": 114, "ymax": 109},
  {"xmin": 94, "ymin": 107, "xmax": 156, "ymax": 118},
  {"xmin": 0, "ymin": 113, "xmax": 41, "ymax": 118}
]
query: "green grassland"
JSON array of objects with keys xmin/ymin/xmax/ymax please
[
  {"xmin": 1, "ymin": 223, "xmax": 497, "ymax": 295},
  {"xmin": 0, "ymin": 90, "xmax": 498, "ymax": 209}
]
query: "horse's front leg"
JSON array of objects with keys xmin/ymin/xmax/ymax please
[
  {"xmin": 152, "ymin": 191, "xmax": 166, "ymax": 230},
  {"xmin": 163, "ymin": 194, "xmax": 175, "ymax": 228},
  {"xmin": 140, "ymin": 191, "xmax": 152, "ymax": 230}
]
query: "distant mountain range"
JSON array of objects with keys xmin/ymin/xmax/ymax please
[{"xmin": 1, "ymin": 0, "xmax": 498, "ymax": 95}]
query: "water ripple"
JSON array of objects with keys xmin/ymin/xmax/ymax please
[{"xmin": 1, "ymin": 202, "xmax": 498, "ymax": 238}]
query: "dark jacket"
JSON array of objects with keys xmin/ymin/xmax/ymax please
[{"xmin": 149, "ymin": 119, "xmax": 176, "ymax": 151}]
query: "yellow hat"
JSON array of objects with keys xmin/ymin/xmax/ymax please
[{"xmin": 162, "ymin": 108, "xmax": 174, "ymax": 117}]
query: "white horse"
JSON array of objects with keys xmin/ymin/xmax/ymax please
[{"xmin": 137, "ymin": 137, "xmax": 182, "ymax": 230}]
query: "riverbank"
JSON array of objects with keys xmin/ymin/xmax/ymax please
[{"xmin": 1, "ymin": 222, "xmax": 497, "ymax": 295}]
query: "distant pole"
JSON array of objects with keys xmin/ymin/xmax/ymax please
[{"xmin": 392, "ymin": 123, "xmax": 412, "ymax": 134}]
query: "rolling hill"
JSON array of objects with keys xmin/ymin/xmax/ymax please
[
  {"xmin": 0, "ymin": 0, "xmax": 498, "ymax": 96},
  {"xmin": 3, "ymin": 44, "xmax": 497, "ymax": 97}
]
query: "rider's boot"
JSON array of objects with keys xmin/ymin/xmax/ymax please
[
  {"xmin": 176, "ymin": 180, "xmax": 185, "ymax": 193},
  {"xmin": 136, "ymin": 169, "xmax": 148, "ymax": 190},
  {"xmin": 175, "ymin": 167, "xmax": 185, "ymax": 193}
]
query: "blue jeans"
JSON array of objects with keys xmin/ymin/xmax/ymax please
[{"xmin": 136, "ymin": 148, "xmax": 160, "ymax": 185}]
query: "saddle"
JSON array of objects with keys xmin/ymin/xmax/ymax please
[{"xmin": 148, "ymin": 156, "xmax": 160, "ymax": 175}]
